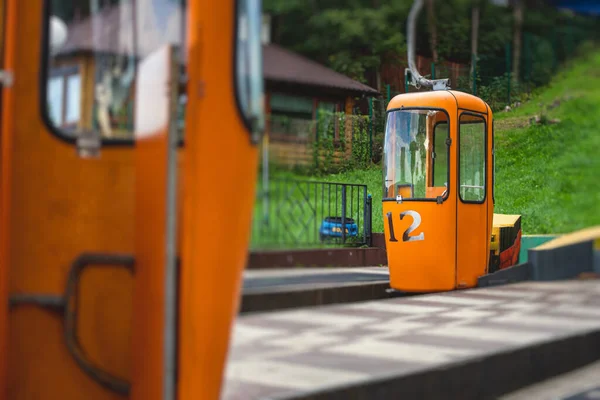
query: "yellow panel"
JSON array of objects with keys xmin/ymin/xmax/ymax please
[{"xmin": 493, "ymin": 213, "xmax": 522, "ymax": 227}]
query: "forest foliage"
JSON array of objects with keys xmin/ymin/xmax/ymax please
[{"xmin": 263, "ymin": 0, "xmax": 599, "ymax": 91}]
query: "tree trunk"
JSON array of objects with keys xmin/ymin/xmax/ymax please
[
  {"xmin": 426, "ymin": 0, "xmax": 438, "ymax": 63},
  {"xmin": 512, "ymin": 0, "xmax": 524, "ymax": 86},
  {"xmin": 274, "ymin": 15, "xmax": 282, "ymax": 43},
  {"xmin": 470, "ymin": 5, "xmax": 480, "ymax": 92},
  {"xmin": 375, "ymin": 67, "xmax": 382, "ymax": 93}
]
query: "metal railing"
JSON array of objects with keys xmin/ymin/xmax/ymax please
[{"xmin": 251, "ymin": 179, "xmax": 372, "ymax": 250}]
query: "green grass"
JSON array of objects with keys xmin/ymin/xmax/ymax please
[
  {"xmin": 252, "ymin": 45, "xmax": 600, "ymax": 246},
  {"xmin": 493, "ymin": 47, "xmax": 600, "ymax": 233}
]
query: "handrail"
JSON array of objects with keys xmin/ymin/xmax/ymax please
[
  {"xmin": 9, "ymin": 252, "xmax": 135, "ymax": 395},
  {"xmin": 63, "ymin": 253, "xmax": 134, "ymax": 395}
]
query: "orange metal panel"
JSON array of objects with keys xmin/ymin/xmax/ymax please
[
  {"xmin": 387, "ymin": 90, "xmax": 457, "ymax": 112},
  {"xmin": 487, "ymin": 111, "xmax": 495, "ymax": 273},
  {"xmin": 384, "ymin": 199, "xmax": 457, "ymax": 292},
  {"xmin": 387, "ymin": 90, "xmax": 487, "ymax": 115},
  {"xmin": 450, "ymin": 90, "xmax": 488, "ymax": 113},
  {"xmin": 177, "ymin": 0, "xmax": 260, "ymax": 398},
  {"xmin": 1, "ymin": 2, "xmax": 134, "ymax": 399}
]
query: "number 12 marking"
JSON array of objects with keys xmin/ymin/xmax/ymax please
[{"xmin": 386, "ymin": 210, "xmax": 425, "ymax": 242}]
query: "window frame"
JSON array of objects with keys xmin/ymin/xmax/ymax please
[
  {"xmin": 39, "ymin": 0, "xmax": 134, "ymax": 146},
  {"xmin": 382, "ymin": 107, "xmax": 451, "ymax": 203},
  {"xmin": 40, "ymin": 0, "xmax": 260, "ymax": 147},
  {"xmin": 233, "ymin": 0, "xmax": 265, "ymax": 144},
  {"xmin": 457, "ymin": 111, "xmax": 487, "ymax": 205}
]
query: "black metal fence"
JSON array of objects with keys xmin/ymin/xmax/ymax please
[{"xmin": 251, "ymin": 179, "xmax": 372, "ymax": 250}]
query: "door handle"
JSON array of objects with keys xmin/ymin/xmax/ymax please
[{"xmin": 9, "ymin": 253, "xmax": 135, "ymax": 395}]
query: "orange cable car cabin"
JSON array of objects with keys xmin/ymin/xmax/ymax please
[
  {"xmin": 382, "ymin": 90, "xmax": 496, "ymax": 292},
  {"xmin": 0, "ymin": 0, "xmax": 264, "ymax": 399}
]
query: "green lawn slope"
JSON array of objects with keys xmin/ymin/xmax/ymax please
[{"xmin": 494, "ymin": 47, "xmax": 600, "ymax": 233}]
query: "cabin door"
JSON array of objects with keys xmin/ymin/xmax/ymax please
[
  {"xmin": 456, "ymin": 111, "xmax": 489, "ymax": 288},
  {"xmin": 2, "ymin": 2, "xmax": 137, "ymax": 399}
]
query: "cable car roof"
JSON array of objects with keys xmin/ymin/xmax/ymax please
[{"xmin": 387, "ymin": 90, "xmax": 489, "ymax": 115}]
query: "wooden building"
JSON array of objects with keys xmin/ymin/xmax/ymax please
[{"xmin": 263, "ymin": 44, "xmax": 378, "ymax": 166}]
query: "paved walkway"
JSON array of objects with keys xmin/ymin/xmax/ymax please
[{"xmin": 223, "ymin": 280, "xmax": 600, "ymax": 399}]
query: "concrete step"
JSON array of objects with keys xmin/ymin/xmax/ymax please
[
  {"xmin": 240, "ymin": 267, "xmax": 396, "ymax": 313},
  {"xmin": 500, "ymin": 359, "xmax": 600, "ymax": 400}
]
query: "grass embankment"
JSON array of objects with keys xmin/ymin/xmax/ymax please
[
  {"xmin": 493, "ymin": 48, "xmax": 600, "ymax": 233},
  {"xmin": 256, "ymin": 47, "xmax": 600, "ymax": 242}
]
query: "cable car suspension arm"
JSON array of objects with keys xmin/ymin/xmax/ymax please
[{"xmin": 406, "ymin": 0, "xmax": 451, "ymax": 90}]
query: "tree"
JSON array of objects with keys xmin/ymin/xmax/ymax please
[
  {"xmin": 511, "ymin": 0, "xmax": 524, "ymax": 86},
  {"xmin": 264, "ymin": 0, "xmax": 409, "ymax": 88},
  {"xmin": 264, "ymin": 0, "xmax": 596, "ymax": 93},
  {"xmin": 470, "ymin": 1, "xmax": 480, "ymax": 92},
  {"xmin": 426, "ymin": 0, "xmax": 439, "ymax": 64}
]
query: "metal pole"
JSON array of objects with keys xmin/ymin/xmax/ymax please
[
  {"xmin": 386, "ymin": 84, "xmax": 391, "ymax": 104},
  {"xmin": 364, "ymin": 192, "xmax": 372, "ymax": 247},
  {"xmin": 472, "ymin": 53, "xmax": 477, "ymax": 95},
  {"xmin": 262, "ymin": 131, "xmax": 269, "ymax": 227},
  {"xmin": 552, "ymin": 31, "xmax": 559, "ymax": 72},
  {"xmin": 524, "ymin": 32, "xmax": 530, "ymax": 94},
  {"xmin": 368, "ymin": 97, "xmax": 373, "ymax": 161},
  {"xmin": 341, "ymin": 185, "xmax": 347, "ymax": 244},
  {"xmin": 506, "ymin": 42, "xmax": 511, "ymax": 106}
]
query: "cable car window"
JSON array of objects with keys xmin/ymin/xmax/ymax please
[
  {"xmin": 236, "ymin": 0, "xmax": 265, "ymax": 142},
  {"xmin": 383, "ymin": 109, "xmax": 450, "ymax": 201},
  {"xmin": 459, "ymin": 114, "xmax": 486, "ymax": 203},
  {"xmin": 42, "ymin": 1, "xmax": 263, "ymax": 145},
  {"xmin": 42, "ymin": 0, "xmax": 186, "ymax": 143},
  {"xmin": 432, "ymin": 122, "xmax": 448, "ymax": 187}
]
